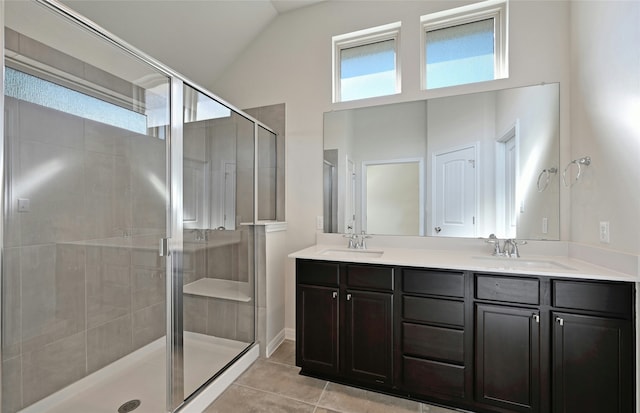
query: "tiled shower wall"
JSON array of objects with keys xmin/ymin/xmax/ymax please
[
  {"xmin": 2, "ymin": 97, "xmax": 257, "ymax": 412},
  {"xmin": 1, "ymin": 97, "xmax": 168, "ymax": 412}
]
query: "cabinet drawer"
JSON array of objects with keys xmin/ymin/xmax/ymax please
[
  {"xmin": 297, "ymin": 260, "xmax": 339, "ymax": 287},
  {"xmin": 402, "ymin": 323, "xmax": 464, "ymax": 364},
  {"xmin": 476, "ymin": 275, "xmax": 539, "ymax": 305},
  {"xmin": 402, "ymin": 356, "xmax": 465, "ymax": 398},
  {"xmin": 403, "ymin": 296, "xmax": 464, "ymax": 327},
  {"xmin": 346, "ymin": 265, "xmax": 393, "ymax": 291},
  {"xmin": 403, "ymin": 269, "xmax": 464, "ymax": 297},
  {"xmin": 553, "ymin": 280, "xmax": 632, "ymax": 316}
]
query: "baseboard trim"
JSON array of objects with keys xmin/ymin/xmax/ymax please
[
  {"xmin": 266, "ymin": 330, "xmax": 286, "ymax": 358},
  {"xmin": 284, "ymin": 327, "xmax": 296, "ymax": 341}
]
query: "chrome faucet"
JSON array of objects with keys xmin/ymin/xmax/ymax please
[
  {"xmin": 344, "ymin": 228, "xmax": 371, "ymax": 249},
  {"xmin": 485, "ymin": 234, "xmax": 526, "ymax": 258},
  {"xmin": 193, "ymin": 229, "xmax": 208, "ymax": 242}
]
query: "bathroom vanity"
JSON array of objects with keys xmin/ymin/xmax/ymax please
[{"xmin": 291, "ymin": 245, "xmax": 637, "ymax": 413}]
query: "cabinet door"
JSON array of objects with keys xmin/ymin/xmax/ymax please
[
  {"xmin": 345, "ymin": 290, "xmax": 393, "ymax": 385},
  {"xmin": 552, "ymin": 312, "xmax": 633, "ymax": 413},
  {"xmin": 475, "ymin": 304, "xmax": 540, "ymax": 413},
  {"xmin": 297, "ymin": 285, "xmax": 339, "ymax": 375}
]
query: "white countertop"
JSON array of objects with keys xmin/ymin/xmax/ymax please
[{"xmin": 289, "ymin": 244, "xmax": 639, "ymax": 282}]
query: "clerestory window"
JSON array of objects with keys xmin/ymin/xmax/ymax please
[
  {"xmin": 422, "ymin": 0, "xmax": 508, "ymax": 90},
  {"xmin": 333, "ymin": 22, "xmax": 401, "ymax": 102}
]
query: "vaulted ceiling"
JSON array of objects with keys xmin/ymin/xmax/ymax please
[{"xmin": 60, "ymin": 0, "xmax": 324, "ymax": 89}]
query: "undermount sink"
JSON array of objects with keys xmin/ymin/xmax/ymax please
[
  {"xmin": 320, "ymin": 248, "xmax": 384, "ymax": 259},
  {"xmin": 472, "ymin": 256, "xmax": 576, "ymax": 271}
]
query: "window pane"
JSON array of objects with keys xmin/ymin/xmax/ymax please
[
  {"xmin": 4, "ymin": 67, "xmax": 148, "ymax": 134},
  {"xmin": 340, "ymin": 39, "xmax": 396, "ymax": 101},
  {"xmin": 426, "ymin": 18, "xmax": 494, "ymax": 89}
]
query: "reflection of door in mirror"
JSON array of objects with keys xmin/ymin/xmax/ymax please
[
  {"xmin": 184, "ymin": 158, "xmax": 210, "ymax": 229},
  {"xmin": 496, "ymin": 122, "xmax": 519, "ymax": 238},
  {"xmin": 346, "ymin": 158, "xmax": 356, "ymax": 233},
  {"xmin": 432, "ymin": 145, "xmax": 477, "ymax": 237},
  {"xmin": 222, "ymin": 161, "xmax": 236, "ymax": 230},
  {"xmin": 323, "ymin": 160, "xmax": 337, "ymax": 232},
  {"xmin": 363, "ymin": 159, "xmax": 423, "ymax": 236}
]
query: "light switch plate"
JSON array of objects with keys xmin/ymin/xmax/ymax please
[
  {"xmin": 17, "ymin": 198, "xmax": 30, "ymax": 212},
  {"xmin": 599, "ymin": 221, "xmax": 610, "ymax": 243}
]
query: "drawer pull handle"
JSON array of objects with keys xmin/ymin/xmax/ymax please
[
  {"xmin": 533, "ymin": 314, "xmax": 540, "ymax": 323},
  {"xmin": 556, "ymin": 317, "xmax": 564, "ymax": 326},
  {"xmin": 332, "ymin": 291, "xmax": 338, "ymax": 299},
  {"xmin": 347, "ymin": 293, "xmax": 352, "ymax": 301}
]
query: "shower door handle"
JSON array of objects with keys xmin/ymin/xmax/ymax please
[{"xmin": 159, "ymin": 238, "xmax": 170, "ymax": 257}]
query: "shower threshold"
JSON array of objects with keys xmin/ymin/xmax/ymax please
[{"xmin": 19, "ymin": 332, "xmax": 252, "ymax": 413}]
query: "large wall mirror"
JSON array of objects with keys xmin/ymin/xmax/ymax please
[{"xmin": 323, "ymin": 83, "xmax": 560, "ymax": 240}]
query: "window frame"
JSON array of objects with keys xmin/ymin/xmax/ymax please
[
  {"xmin": 332, "ymin": 21, "xmax": 401, "ymax": 103},
  {"xmin": 420, "ymin": 0, "xmax": 508, "ymax": 90}
]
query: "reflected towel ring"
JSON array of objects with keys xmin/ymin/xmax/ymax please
[
  {"xmin": 537, "ymin": 167, "xmax": 558, "ymax": 192},
  {"xmin": 562, "ymin": 156, "xmax": 591, "ymax": 187}
]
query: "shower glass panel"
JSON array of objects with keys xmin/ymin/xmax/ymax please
[
  {"xmin": 182, "ymin": 85, "xmax": 256, "ymax": 400},
  {"xmin": 2, "ymin": 1, "xmax": 172, "ymax": 412},
  {"xmin": 257, "ymin": 126, "xmax": 277, "ymax": 221}
]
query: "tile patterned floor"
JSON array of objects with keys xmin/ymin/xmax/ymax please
[{"xmin": 204, "ymin": 340, "xmax": 461, "ymax": 413}]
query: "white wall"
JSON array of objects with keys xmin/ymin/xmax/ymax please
[
  {"xmin": 212, "ymin": 0, "xmax": 572, "ymax": 332},
  {"xmin": 569, "ymin": 1, "xmax": 640, "ymax": 255}
]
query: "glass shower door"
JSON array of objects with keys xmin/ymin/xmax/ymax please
[
  {"xmin": 181, "ymin": 84, "xmax": 256, "ymax": 400},
  {"xmin": 2, "ymin": 1, "xmax": 174, "ymax": 412}
]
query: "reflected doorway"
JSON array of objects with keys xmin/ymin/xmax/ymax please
[{"xmin": 362, "ymin": 159, "xmax": 424, "ymax": 236}]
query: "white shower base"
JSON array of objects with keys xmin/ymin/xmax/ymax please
[{"xmin": 19, "ymin": 332, "xmax": 254, "ymax": 413}]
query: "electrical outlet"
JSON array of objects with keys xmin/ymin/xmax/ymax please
[
  {"xmin": 599, "ymin": 221, "xmax": 610, "ymax": 243},
  {"xmin": 542, "ymin": 217, "xmax": 548, "ymax": 234},
  {"xmin": 316, "ymin": 216, "xmax": 324, "ymax": 230}
]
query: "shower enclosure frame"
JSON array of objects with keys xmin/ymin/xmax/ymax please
[{"xmin": 0, "ymin": 0, "xmax": 275, "ymax": 411}]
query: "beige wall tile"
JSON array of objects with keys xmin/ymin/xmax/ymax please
[
  {"xmin": 2, "ymin": 248, "xmax": 21, "ymax": 360},
  {"xmin": 131, "ymin": 267, "xmax": 165, "ymax": 311},
  {"xmin": 87, "ymin": 315, "xmax": 133, "ymax": 373},
  {"xmin": 132, "ymin": 302, "xmax": 165, "ymax": 349},
  {"xmin": 2, "ymin": 356, "xmax": 23, "ymax": 413},
  {"xmin": 20, "ymin": 244, "xmax": 85, "ymax": 353},
  {"xmin": 22, "ymin": 332, "xmax": 86, "ymax": 406},
  {"xmin": 86, "ymin": 246, "xmax": 132, "ymax": 329}
]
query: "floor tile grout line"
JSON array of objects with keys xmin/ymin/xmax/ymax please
[
  {"xmin": 315, "ymin": 380, "xmax": 330, "ymax": 411},
  {"xmin": 232, "ymin": 382, "xmax": 323, "ymax": 409}
]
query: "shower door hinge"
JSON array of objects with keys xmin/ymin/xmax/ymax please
[{"xmin": 159, "ymin": 238, "xmax": 170, "ymax": 257}]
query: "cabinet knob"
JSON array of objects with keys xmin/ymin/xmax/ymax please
[
  {"xmin": 346, "ymin": 293, "xmax": 352, "ymax": 301},
  {"xmin": 533, "ymin": 314, "xmax": 540, "ymax": 323},
  {"xmin": 556, "ymin": 317, "xmax": 564, "ymax": 326},
  {"xmin": 332, "ymin": 291, "xmax": 338, "ymax": 299}
]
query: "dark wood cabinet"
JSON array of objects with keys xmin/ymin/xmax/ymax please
[
  {"xmin": 296, "ymin": 284, "xmax": 339, "ymax": 375},
  {"xmin": 551, "ymin": 279, "xmax": 634, "ymax": 413},
  {"xmin": 400, "ymin": 268, "xmax": 468, "ymax": 402},
  {"xmin": 344, "ymin": 289, "xmax": 393, "ymax": 384},
  {"xmin": 295, "ymin": 260, "xmax": 635, "ymax": 413},
  {"xmin": 475, "ymin": 304, "xmax": 540, "ymax": 413},
  {"xmin": 296, "ymin": 260, "xmax": 394, "ymax": 387},
  {"xmin": 552, "ymin": 312, "xmax": 633, "ymax": 413}
]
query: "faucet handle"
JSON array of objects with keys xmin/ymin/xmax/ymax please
[
  {"xmin": 358, "ymin": 231, "xmax": 372, "ymax": 249},
  {"xmin": 511, "ymin": 239, "xmax": 527, "ymax": 258},
  {"xmin": 484, "ymin": 234, "xmax": 501, "ymax": 255}
]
